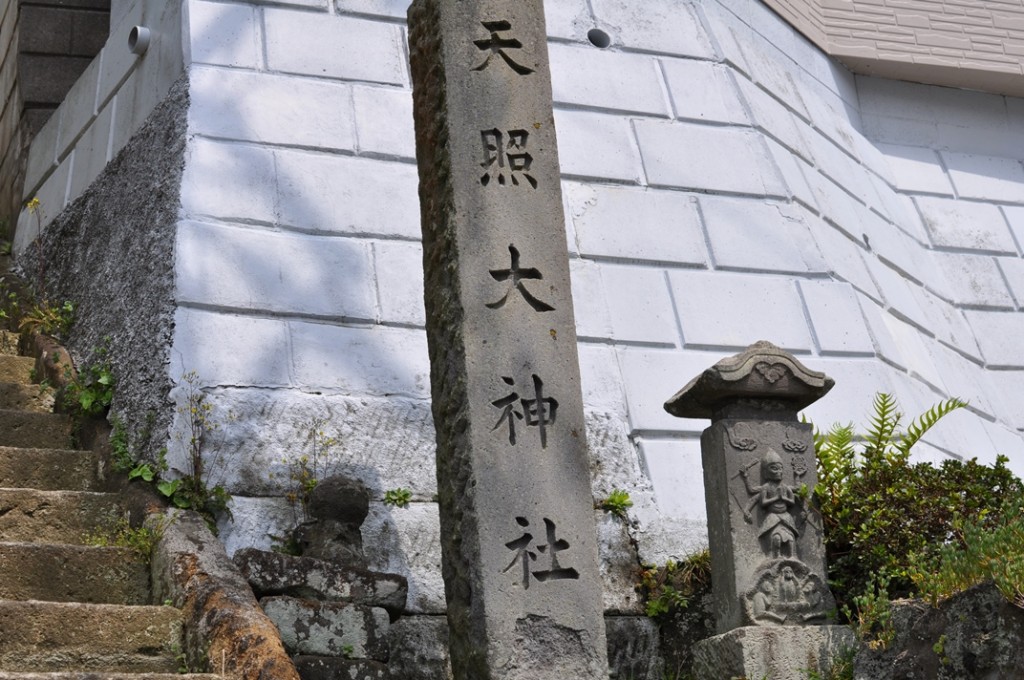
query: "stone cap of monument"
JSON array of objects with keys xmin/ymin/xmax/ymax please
[{"xmin": 664, "ymin": 340, "xmax": 834, "ymax": 420}]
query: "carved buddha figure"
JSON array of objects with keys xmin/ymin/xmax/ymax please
[{"xmin": 741, "ymin": 448, "xmax": 798, "ymax": 559}]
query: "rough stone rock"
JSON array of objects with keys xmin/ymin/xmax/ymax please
[
  {"xmin": 605, "ymin": 616, "xmax": 664, "ymax": 680},
  {"xmin": 234, "ymin": 548, "xmax": 407, "ymax": 618},
  {"xmin": 308, "ymin": 476, "xmax": 370, "ymax": 526},
  {"xmin": 294, "ymin": 518, "xmax": 365, "ymax": 567},
  {"xmin": 692, "ymin": 625, "xmax": 856, "ymax": 680},
  {"xmin": 150, "ymin": 510, "xmax": 300, "ymax": 680},
  {"xmin": 260, "ymin": 596, "xmax": 390, "ymax": 661},
  {"xmin": 293, "ymin": 656, "xmax": 389, "ymax": 680},
  {"xmin": 387, "ymin": 615, "xmax": 453, "ymax": 680},
  {"xmin": 361, "ymin": 501, "xmax": 446, "ymax": 614},
  {"xmin": 854, "ymin": 582, "xmax": 1024, "ymax": 680},
  {"xmin": 596, "ymin": 511, "xmax": 644, "ymax": 615},
  {"xmin": 658, "ymin": 592, "xmax": 717, "ymax": 677}
]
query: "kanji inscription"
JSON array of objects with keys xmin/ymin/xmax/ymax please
[
  {"xmin": 486, "ymin": 245, "xmax": 553, "ymax": 312},
  {"xmin": 472, "ymin": 20, "xmax": 535, "ymax": 75},
  {"xmin": 502, "ymin": 516, "xmax": 581, "ymax": 589},
  {"xmin": 480, "ymin": 129, "xmax": 537, "ymax": 188},
  {"xmin": 490, "ymin": 374, "xmax": 558, "ymax": 448}
]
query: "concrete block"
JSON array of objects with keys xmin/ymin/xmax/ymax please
[
  {"xmin": 964, "ymin": 309, "xmax": 1024, "ymax": 368},
  {"xmin": 275, "ymin": 151, "xmax": 421, "ymax": 238},
  {"xmin": 876, "ymin": 143, "xmax": 954, "ymax": 195},
  {"xmin": 188, "ymin": 389, "xmax": 436, "ymax": 500},
  {"xmin": 982, "ymin": 423, "xmax": 1024, "ymax": 475},
  {"xmin": 70, "ymin": 9, "xmax": 110, "ymax": 55},
  {"xmin": 799, "ymin": 280, "xmax": 875, "ymax": 356},
  {"xmin": 635, "ymin": 120, "xmax": 786, "ymax": 197},
  {"xmin": 736, "ymin": 48, "xmax": 809, "ymax": 122},
  {"xmin": 589, "ymin": 0, "xmax": 715, "ymax": 58},
  {"xmin": 943, "ymin": 151, "xmax": 1024, "ymax": 202},
  {"xmin": 578, "ymin": 345, "xmax": 627, "ymax": 414},
  {"xmin": 266, "ymin": 0, "xmax": 329, "ymax": 8},
  {"xmin": 699, "ymin": 196, "xmax": 826, "ymax": 275},
  {"xmin": 187, "ymin": 0, "xmax": 259, "ymax": 69},
  {"xmin": 24, "ymin": 112, "xmax": 61, "ymax": 197},
  {"xmin": 605, "ymin": 616, "xmax": 663, "ymax": 680},
  {"xmin": 289, "ymin": 322, "xmax": 430, "ymax": 398},
  {"xmin": 875, "ymin": 183, "xmax": 930, "ymax": 244},
  {"xmin": 564, "ymin": 182, "xmax": 707, "ymax": 266},
  {"xmin": 189, "ymin": 66, "xmax": 356, "ymax": 151},
  {"xmin": 693, "ymin": 626, "xmax": 856, "ymax": 680},
  {"xmin": 570, "ymin": 259, "xmax": 613, "ymax": 340},
  {"xmin": 553, "ymin": 109, "xmax": 643, "ymax": 183},
  {"xmin": 998, "ymin": 256, "xmax": 1024, "ymax": 309},
  {"xmin": 807, "ymin": 217, "xmax": 881, "ymax": 302},
  {"xmin": 929, "ymin": 341, "xmax": 997, "ymax": 422},
  {"xmin": 1004, "ymin": 206, "xmax": 1024, "ymax": 254},
  {"xmin": 802, "ymin": 127, "xmax": 880, "ymax": 209},
  {"xmin": 599, "ymin": 264, "xmax": 679, "ymax": 346},
  {"xmin": 97, "ymin": 0, "xmax": 143, "ymax": 106},
  {"xmin": 733, "ymin": 76, "xmax": 811, "ymax": 161},
  {"xmin": 908, "ymin": 285, "xmax": 982, "ymax": 360},
  {"xmin": 931, "ymin": 250, "xmax": 1014, "ymax": 308},
  {"xmin": 542, "ymin": 0, "xmax": 593, "ymax": 41},
  {"xmin": 67, "ymin": 100, "xmax": 114, "ymax": 199},
  {"xmin": 988, "ymin": 369, "xmax": 1024, "ymax": 432},
  {"xmin": 879, "ymin": 314, "xmax": 948, "ymax": 393},
  {"xmin": 352, "ymin": 84, "xmax": 415, "ymax": 159},
  {"xmin": 19, "ymin": 54, "xmax": 94, "ymax": 106},
  {"xmin": 661, "ymin": 58, "xmax": 747, "ymax": 125},
  {"xmin": 862, "ymin": 257, "xmax": 931, "ymax": 332},
  {"xmin": 616, "ymin": 347, "xmax": 726, "ymax": 434},
  {"xmin": 265, "ymin": 9, "xmax": 407, "ymax": 85},
  {"xmin": 180, "ymin": 138, "xmax": 277, "ymax": 223},
  {"xmin": 362, "ymin": 501, "xmax": 445, "ymax": 614},
  {"xmin": 917, "ymin": 196, "xmax": 1016, "ymax": 254},
  {"xmin": 335, "ymin": 0, "xmax": 407, "ymax": 18},
  {"xmin": 171, "ymin": 307, "xmax": 293, "ymax": 386},
  {"xmin": 218, "ymin": 495, "xmax": 295, "ymax": 557},
  {"xmin": 636, "ymin": 438, "xmax": 706, "ymax": 522},
  {"xmin": 176, "ymin": 221, "xmax": 376, "ymax": 319},
  {"xmin": 374, "ymin": 240, "xmax": 425, "ymax": 327},
  {"xmin": 549, "ymin": 43, "xmax": 667, "ymax": 116},
  {"xmin": 799, "ymin": 357, "xmax": 900, "ymax": 433},
  {"xmin": 857, "ymin": 298, "xmax": 908, "ymax": 370},
  {"xmin": 19, "ymin": 6, "xmax": 73, "ymax": 54},
  {"xmin": 388, "ymin": 616, "xmax": 452, "ymax": 680},
  {"xmin": 764, "ymin": 138, "xmax": 817, "ymax": 209},
  {"xmin": 667, "ymin": 270, "xmax": 814, "ymax": 353},
  {"xmin": 55, "ymin": 54, "xmax": 101, "ymax": 161}
]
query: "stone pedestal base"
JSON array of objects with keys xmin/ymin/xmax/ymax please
[{"xmin": 693, "ymin": 625, "xmax": 857, "ymax": 680}]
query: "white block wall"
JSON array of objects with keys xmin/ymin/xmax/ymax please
[{"xmin": 16, "ymin": 0, "xmax": 1024, "ymax": 609}]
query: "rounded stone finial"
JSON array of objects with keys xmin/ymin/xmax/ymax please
[{"xmin": 664, "ymin": 341, "xmax": 834, "ymax": 420}]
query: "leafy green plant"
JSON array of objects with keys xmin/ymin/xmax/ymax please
[
  {"xmin": 279, "ymin": 417, "xmax": 342, "ymax": 524},
  {"xmin": 803, "ymin": 646, "xmax": 855, "ymax": 680},
  {"xmin": 599, "ymin": 489, "xmax": 633, "ymax": 520},
  {"xmin": 62, "ymin": 344, "xmax": 114, "ymax": 417},
  {"xmin": 18, "ymin": 299, "xmax": 74, "ymax": 340},
  {"xmin": 638, "ymin": 549, "xmax": 711, "ymax": 621},
  {"xmin": 159, "ymin": 371, "xmax": 232, "ymax": 530},
  {"xmin": 846, "ymin": 573, "xmax": 895, "ymax": 650},
  {"xmin": 811, "ymin": 392, "xmax": 1023, "ymax": 618},
  {"xmin": 383, "ymin": 487, "xmax": 412, "ymax": 508},
  {"xmin": 909, "ymin": 502, "xmax": 1024, "ymax": 607}
]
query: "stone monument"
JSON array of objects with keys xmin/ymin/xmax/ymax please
[
  {"xmin": 408, "ymin": 1, "xmax": 608, "ymax": 678},
  {"xmin": 665, "ymin": 341, "xmax": 855, "ymax": 680}
]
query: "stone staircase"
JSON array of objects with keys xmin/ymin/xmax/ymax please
[{"xmin": 0, "ymin": 332, "xmax": 218, "ymax": 679}]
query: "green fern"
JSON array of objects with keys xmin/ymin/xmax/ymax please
[
  {"xmin": 898, "ymin": 397, "xmax": 967, "ymax": 456},
  {"xmin": 864, "ymin": 392, "xmax": 901, "ymax": 461}
]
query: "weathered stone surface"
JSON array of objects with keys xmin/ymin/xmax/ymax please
[
  {"xmin": 0, "ymin": 381, "xmax": 55, "ymax": 412},
  {"xmin": 0, "ymin": 355, "xmax": 35, "ymax": 383},
  {"xmin": 234, "ymin": 548, "xmax": 408, "ymax": 617},
  {"xmin": 151, "ymin": 510, "xmax": 301, "ymax": 680},
  {"xmin": 605, "ymin": 616, "xmax": 664, "ymax": 680},
  {"xmin": 692, "ymin": 625, "xmax": 857, "ymax": 680},
  {"xmin": 0, "ymin": 543, "xmax": 149, "ymax": 604},
  {"xmin": 658, "ymin": 592, "xmax": 717, "ymax": 677},
  {"xmin": 308, "ymin": 476, "xmax": 370, "ymax": 526},
  {"xmin": 0, "ymin": 446, "xmax": 100, "ymax": 490},
  {"xmin": 0, "ymin": 488, "xmax": 121, "ymax": 543},
  {"xmin": 854, "ymin": 582, "xmax": 1024, "ymax": 680},
  {"xmin": 0, "ymin": 409, "xmax": 72, "ymax": 449},
  {"xmin": 409, "ymin": 0, "xmax": 608, "ymax": 676},
  {"xmin": 293, "ymin": 656, "xmax": 389, "ymax": 680},
  {"xmin": 596, "ymin": 511, "xmax": 644, "ymax": 615},
  {"xmin": 294, "ymin": 518, "xmax": 366, "ymax": 567},
  {"xmin": 388, "ymin": 615, "xmax": 453, "ymax": 680},
  {"xmin": 665, "ymin": 342, "xmax": 836, "ymax": 634},
  {"xmin": 260, "ymin": 596, "xmax": 390, "ymax": 661}
]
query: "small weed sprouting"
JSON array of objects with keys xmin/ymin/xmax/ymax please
[
  {"xmin": 18, "ymin": 299, "xmax": 74, "ymax": 341},
  {"xmin": 845, "ymin": 573, "xmax": 894, "ymax": 650},
  {"xmin": 62, "ymin": 343, "xmax": 115, "ymax": 417},
  {"xmin": 278, "ymin": 417, "xmax": 342, "ymax": 525},
  {"xmin": 599, "ymin": 489, "xmax": 633, "ymax": 520},
  {"xmin": 383, "ymin": 488, "xmax": 412, "ymax": 508},
  {"xmin": 158, "ymin": 371, "xmax": 232, "ymax": 531},
  {"xmin": 84, "ymin": 514, "xmax": 164, "ymax": 561},
  {"xmin": 639, "ymin": 549, "xmax": 712, "ymax": 621}
]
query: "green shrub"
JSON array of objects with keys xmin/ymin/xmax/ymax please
[
  {"xmin": 812, "ymin": 393, "xmax": 1024, "ymax": 619},
  {"xmin": 638, "ymin": 549, "xmax": 711, "ymax": 621}
]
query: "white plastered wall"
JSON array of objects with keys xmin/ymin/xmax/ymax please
[{"xmin": 15, "ymin": 0, "xmax": 1024, "ymax": 613}]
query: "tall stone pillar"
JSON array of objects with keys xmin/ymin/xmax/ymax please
[
  {"xmin": 665, "ymin": 341, "xmax": 855, "ymax": 680},
  {"xmin": 408, "ymin": 1, "xmax": 609, "ymax": 678}
]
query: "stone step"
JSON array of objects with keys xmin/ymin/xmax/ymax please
[
  {"xmin": 0, "ymin": 411, "xmax": 72, "ymax": 450},
  {"xmin": 0, "ymin": 357, "xmax": 35, "ymax": 385},
  {"xmin": 0, "ymin": 674, "xmax": 221, "ymax": 679},
  {"xmin": 0, "ymin": 489, "xmax": 121, "ymax": 544},
  {"xmin": 0, "ymin": 600, "xmax": 182, "ymax": 673},
  {"xmin": 0, "ymin": 383, "xmax": 54, "ymax": 414},
  {"xmin": 0, "ymin": 543, "xmax": 149, "ymax": 604},
  {"xmin": 0, "ymin": 447, "xmax": 100, "ymax": 491},
  {"xmin": 0, "ymin": 333, "xmax": 18, "ymax": 357}
]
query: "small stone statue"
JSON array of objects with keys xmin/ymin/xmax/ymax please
[{"xmin": 741, "ymin": 448, "xmax": 798, "ymax": 560}]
